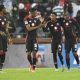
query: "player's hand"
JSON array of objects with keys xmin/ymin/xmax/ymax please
[
  {"xmin": 8, "ymin": 37, "xmax": 13, "ymax": 45},
  {"xmin": 0, "ymin": 31, "xmax": 6, "ymax": 36},
  {"xmin": 76, "ymin": 37, "xmax": 79, "ymax": 43},
  {"xmin": 39, "ymin": 17, "xmax": 44, "ymax": 23},
  {"xmin": 62, "ymin": 36, "xmax": 65, "ymax": 43},
  {"xmin": 0, "ymin": 50, "xmax": 4, "ymax": 55}
]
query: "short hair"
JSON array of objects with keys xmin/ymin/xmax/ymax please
[
  {"xmin": 77, "ymin": 10, "xmax": 80, "ymax": 14},
  {"xmin": 30, "ymin": 8, "xmax": 36, "ymax": 13},
  {"xmin": 0, "ymin": 5, "xmax": 5, "ymax": 12},
  {"xmin": 51, "ymin": 12, "xmax": 57, "ymax": 16}
]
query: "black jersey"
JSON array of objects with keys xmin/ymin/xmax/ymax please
[
  {"xmin": 46, "ymin": 21, "xmax": 62, "ymax": 40},
  {"xmin": 24, "ymin": 17, "xmax": 41, "ymax": 39},
  {"xmin": 0, "ymin": 16, "xmax": 7, "ymax": 32},
  {"xmin": 62, "ymin": 19, "xmax": 76, "ymax": 40},
  {"xmin": 74, "ymin": 17, "xmax": 80, "ymax": 37}
]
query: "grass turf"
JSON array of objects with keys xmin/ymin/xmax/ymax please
[{"xmin": 0, "ymin": 68, "xmax": 80, "ymax": 80}]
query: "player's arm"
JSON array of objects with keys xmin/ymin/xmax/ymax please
[
  {"xmin": 25, "ymin": 23, "xmax": 44, "ymax": 31},
  {"xmin": 71, "ymin": 19, "xmax": 80, "ymax": 37},
  {"xmin": 6, "ymin": 21, "xmax": 13, "ymax": 44},
  {"xmin": 24, "ymin": 19, "xmax": 45, "ymax": 31},
  {"xmin": 42, "ymin": 21, "xmax": 51, "ymax": 32},
  {"xmin": 61, "ymin": 26, "xmax": 65, "ymax": 43},
  {"xmin": 6, "ymin": 21, "xmax": 11, "ymax": 37},
  {"xmin": 60, "ymin": 18, "xmax": 65, "ymax": 43}
]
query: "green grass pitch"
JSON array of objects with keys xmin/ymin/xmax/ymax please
[{"xmin": 0, "ymin": 68, "xmax": 80, "ymax": 80}]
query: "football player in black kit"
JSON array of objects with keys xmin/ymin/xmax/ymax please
[
  {"xmin": 74, "ymin": 10, "xmax": 80, "ymax": 37},
  {"xmin": 44, "ymin": 13, "xmax": 64, "ymax": 72},
  {"xmin": 24, "ymin": 8, "xmax": 44, "ymax": 72},
  {"xmin": 62, "ymin": 12, "xmax": 80, "ymax": 72},
  {"xmin": 0, "ymin": 5, "xmax": 8, "ymax": 71}
]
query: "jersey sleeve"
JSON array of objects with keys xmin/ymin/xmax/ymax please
[{"xmin": 71, "ymin": 18, "xmax": 80, "ymax": 37}]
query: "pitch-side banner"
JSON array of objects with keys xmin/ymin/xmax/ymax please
[{"xmin": 59, "ymin": 0, "xmax": 65, "ymax": 7}]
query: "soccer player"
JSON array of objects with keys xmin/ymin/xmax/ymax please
[
  {"xmin": 0, "ymin": 5, "xmax": 8, "ymax": 71},
  {"xmin": 43, "ymin": 13, "xmax": 64, "ymax": 72},
  {"xmin": 24, "ymin": 8, "xmax": 44, "ymax": 72},
  {"xmin": 74, "ymin": 10, "xmax": 80, "ymax": 37},
  {"xmin": 62, "ymin": 12, "xmax": 80, "ymax": 72}
]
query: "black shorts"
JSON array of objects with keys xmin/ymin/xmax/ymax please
[
  {"xmin": 51, "ymin": 39, "xmax": 62, "ymax": 53},
  {"xmin": 0, "ymin": 35, "xmax": 7, "ymax": 52},
  {"xmin": 26, "ymin": 38, "xmax": 38, "ymax": 52},
  {"xmin": 0, "ymin": 54, "xmax": 5, "ymax": 63},
  {"xmin": 65, "ymin": 39, "xmax": 76, "ymax": 53}
]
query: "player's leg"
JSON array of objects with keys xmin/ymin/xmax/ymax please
[
  {"xmin": 0, "ymin": 53, "xmax": 5, "ymax": 71},
  {"xmin": 53, "ymin": 53, "xmax": 58, "ymax": 71},
  {"xmin": 0, "ymin": 35, "xmax": 6, "ymax": 71},
  {"xmin": 31, "ymin": 51, "xmax": 37, "ymax": 72},
  {"xmin": 2, "ymin": 35, "xmax": 7, "ymax": 55},
  {"xmin": 72, "ymin": 43, "xmax": 80, "ymax": 71},
  {"xmin": 31, "ymin": 42, "xmax": 38, "ymax": 72},
  {"xmin": 26, "ymin": 40, "xmax": 33, "ymax": 71},
  {"xmin": 65, "ymin": 40, "xmax": 71, "ymax": 72},
  {"xmin": 58, "ymin": 44, "xmax": 64, "ymax": 71},
  {"xmin": 52, "ymin": 41, "xmax": 58, "ymax": 71},
  {"xmin": 27, "ymin": 52, "xmax": 33, "ymax": 71}
]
